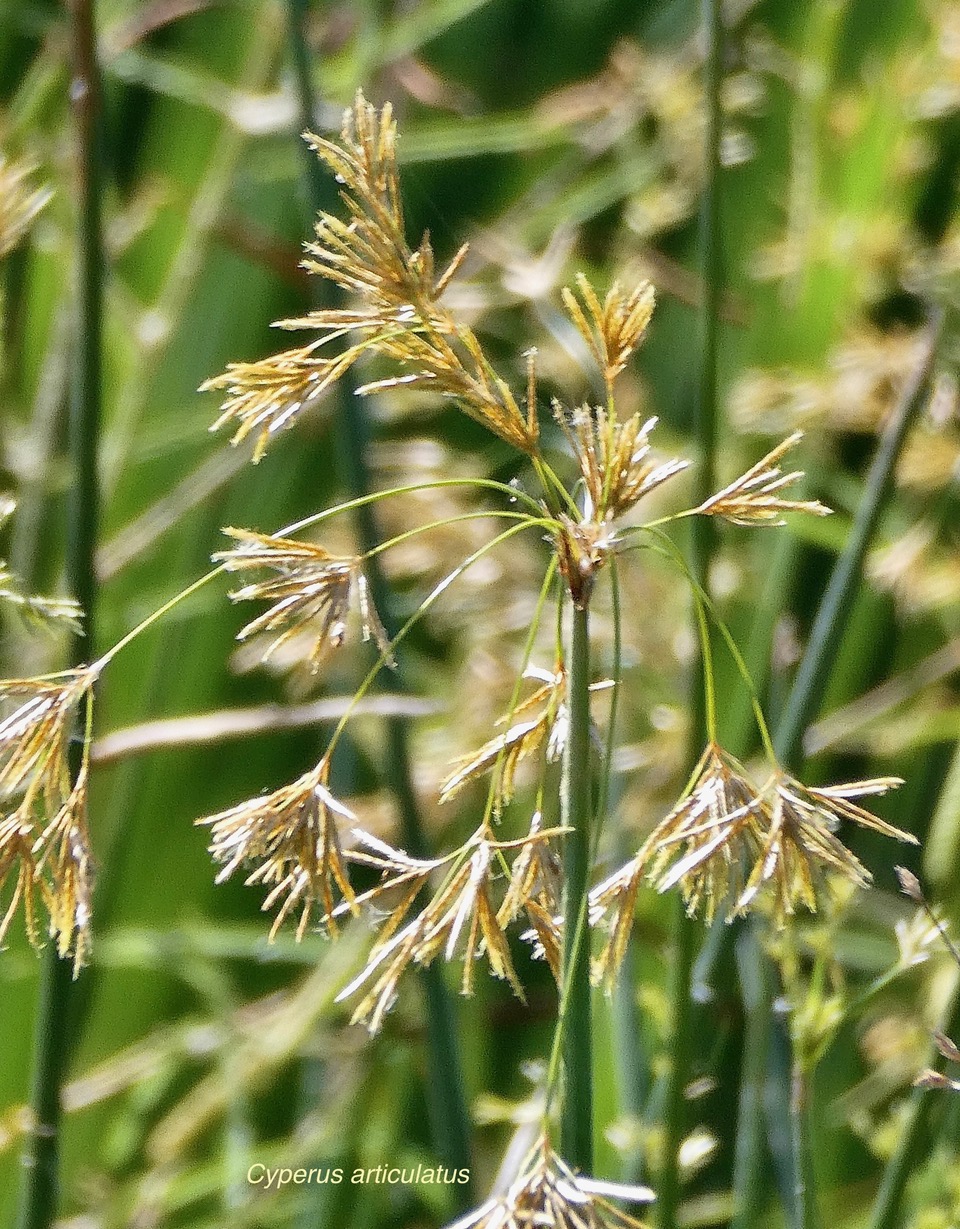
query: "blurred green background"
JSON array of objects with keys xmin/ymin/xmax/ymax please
[{"xmin": 3, "ymin": 0, "xmax": 960, "ymax": 1225}]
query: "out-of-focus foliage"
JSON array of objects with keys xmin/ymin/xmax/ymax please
[{"xmin": 2, "ymin": 0, "xmax": 960, "ymax": 1226}]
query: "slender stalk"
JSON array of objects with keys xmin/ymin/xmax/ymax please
[
  {"xmin": 284, "ymin": 0, "xmax": 473, "ymax": 1198},
  {"xmin": 789, "ymin": 1066, "xmax": 820, "ymax": 1229},
  {"xmin": 657, "ymin": 2, "xmax": 722, "ymax": 1224},
  {"xmin": 17, "ymin": 4, "xmax": 103, "ymax": 1228},
  {"xmin": 869, "ymin": 983, "xmax": 960, "ymax": 1229},
  {"xmin": 561, "ymin": 601, "xmax": 594, "ymax": 1172},
  {"xmin": 726, "ymin": 317, "xmax": 944, "ymax": 1229},
  {"xmin": 774, "ymin": 310, "xmax": 943, "ymax": 768}
]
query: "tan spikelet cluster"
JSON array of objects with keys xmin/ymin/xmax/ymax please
[
  {"xmin": 199, "ymin": 760, "xmax": 359, "ymax": 940},
  {"xmin": 501, "ymin": 811, "xmax": 564, "ymax": 981},
  {"xmin": 696, "ymin": 432, "xmax": 832, "ymax": 526},
  {"xmin": 199, "ymin": 341, "xmax": 343, "ymax": 462},
  {"xmin": 440, "ymin": 666, "xmax": 568, "ymax": 811},
  {"xmin": 203, "ymin": 92, "xmax": 538, "ymax": 457},
  {"xmin": 338, "ymin": 822, "xmax": 565, "ymax": 1032},
  {"xmin": 0, "ymin": 153, "xmax": 50, "ymax": 259},
  {"xmin": 215, "ymin": 528, "xmax": 392, "ymax": 672},
  {"xmin": 591, "ymin": 746, "xmax": 915, "ymax": 983},
  {"xmin": 448, "ymin": 1135, "xmax": 653, "ymax": 1229},
  {"xmin": 560, "ymin": 407, "xmax": 688, "ymax": 522},
  {"xmin": 0, "ymin": 497, "xmax": 82, "ymax": 629},
  {"xmin": 562, "ymin": 274, "xmax": 656, "ymax": 396},
  {"xmin": 0, "ymin": 669, "xmax": 96, "ymax": 968}
]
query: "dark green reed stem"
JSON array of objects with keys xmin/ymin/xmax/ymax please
[
  {"xmin": 869, "ymin": 984, "xmax": 960, "ymax": 1229},
  {"xmin": 284, "ymin": 1, "xmax": 472, "ymax": 1199},
  {"xmin": 657, "ymin": 1, "xmax": 722, "ymax": 1224},
  {"xmin": 561, "ymin": 601, "xmax": 594, "ymax": 1172},
  {"xmin": 729, "ymin": 312, "xmax": 943, "ymax": 1229},
  {"xmin": 17, "ymin": 4, "xmax": 103, "ymax": 1228},
  {"xmin": 774, "ymin": 309, "xmax": 942, "ymax": 768}
]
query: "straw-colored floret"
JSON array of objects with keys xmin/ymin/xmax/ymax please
[
  {"xmin": 215, "ymin": 527, "xmax": 392, "ymax": 672},
  {"xmin": 447, "ymin": 1135, "xmax": 654, "ymax": 1229}
]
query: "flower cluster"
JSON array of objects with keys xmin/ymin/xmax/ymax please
[
  {"xmin": 591, "ymin": 744, "xmax": 914, "ymax": 986},
  {"xmin": 0, "ymin": 669, "xmax": 97, "ymax": 969},
  {"xmin": 448, "ymin": 1136, "xmax": 653, "ymax": 1229}
]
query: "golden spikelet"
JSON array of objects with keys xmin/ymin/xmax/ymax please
[
  {"xmin": 199, "ymin": 761, "xmax": 360, "ymax": 940},
  {"xmin": 448, "ymin": 1135, "xmax": 653, "ymax": 1229},
  {"xmin": 560, "ymin": 406, "xmax": 688, "ymax": 522},
  {"xmin": 500, "ymin": 810, "xmax": 564, "ymax": 982},
  {"xmin": 34, "ymin": 761, "xmax": 94, "ymax": 973},
  {"xmin": 696, "ymin": 432, "xmax": 832, "ymax": 526},
  {"xmin": 591, "ymin": 750, "xmax": 915, "ymax": 975},
  {"xmin": 561, "ymin": 273, "xmax": 655, "ymax": 393},
  {"xmin": 0, "ymin": 153, "xmax": 50, "ymax": 259},
  {"xmin": 215, "ymin": 528, "xmax": 392, "ymax": 672},
  {"xmin": 203, "ymin": 92, "xmax": 538, "ymax": 457},
  {"xmin": 737, "ymin": 773, "xmax": 914, "ymax": 923},
  {"xmin": 338, "ymin": 823, "xmax": 566, "ymax": 1032},
  {"xmin": 440, "ymin": 666, "xmax": 568, "ymax": 811},
  {"xmin": 0, "ymin": 811, "xmax": 42, "ymax": 948},
  {"xmin": 200, "ymin": 340, "xmax": 347, "ymax": 462},
  {"xmin": 590, "ymin": 744, "xmax": 765, "ymax": 986},
  {"xmin": 0, "ymin": 669, "xmax": 96, "ymax": 967}
]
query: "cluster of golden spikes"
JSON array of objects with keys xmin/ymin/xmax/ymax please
[
  {"xmin": 0, "ymin": 497, "xmax": 82, "ymax": 628},
  {"xmin": 199, "ymin": 760, "xmax": 359, "ymax": 941},
  {"xmin": 447, "ymin": 1135, "xmax": 653, "ymax": 1229},
  {"xmin": 561, "ymin": 407, "xmax": 688, "ymax": 523},
  {"xmin": 203, "ymin": 92, "xmax": 537, "ymax": 460},
  {"xmin": 591, "ymin": 744, "xmax": 914, "ymax": 986},
  {"xmin": 0, "ymin": 668, "xmax": 96, "ymax": 970},
  {"xmin": 215, "ymin": 528, "xmax": 391, "ymax": 673},
  {"xmin": 0, "ymin": 152, "xmax": 50, "ymax": 259},
  {"xmin": 440, "ymin": 666, "xmax": 569, "ymax": 811},
  {"xmin": 562, "ymin": 274, "xmax": 656, "ymax": 397},
  {"xmin": 696, "ymin": 432, "xmax": 831, "ymax": 526},
  {"xmin": 337, "ymin": 818, "xmax": 565, "ymax": 1033}
]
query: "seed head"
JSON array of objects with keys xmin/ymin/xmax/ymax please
[
  {"xmin": 0, "ymin": 669, "xmax": 96, "ymax": 967},
  {"xmin": 561, "ymin": 407, "xmax": 688, "ymax": 523},
  {"xmin": 440, "ymin": 666, "xmax": 568, "ymax": 811},
  {"xmin": 562, "ymin": 273, "xmax": 656, "ymax": 394},
  {"xmin": 215, "ymin": 528, "xmax": 392, "ymax": 672},
  {"xmin": 338, "ymin": 823, "xmax": 565, "ymax": 1032},
  {"xmin": 737, "ymin": 773, "xmax": 914, "ymax": 923},
  {"xmin": 447, "ymin": 1135, "xmax": 653, "ymax": 1229},
  {"xmin": 203, "ymin": 92, "xmax": 538, "ymax": 457},
  {"xmin": 198, "ymin": 761, "xmax": 360, "ymax": 940},
  {"xmin": 696, "ymin": 432, "xmax": 831, "ymax": 526}
]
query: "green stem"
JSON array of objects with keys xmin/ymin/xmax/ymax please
[
  {"xmin": 727, "ymin": 316, "xmax": 943, "ymax": 1229},
  {"xmin": 774, "ymin": 310, "xmax": 943, "ymax": 768},
  {"xmin": 790, "ymin": 1065, "xmax": 821, "ymax": 1229},
  {"xmin": 17, "ymin": 4, "xmax": 103, "ymax": 1228},
  {"xmin": 869, "ymin": 982, "xmax": 960, "ymax": 1229},
  {"xmin": 284, "ymin": 0, "xmax": 473, "ymax": 1198},
  {"xmin": 560, "ymin": 601, "xmax": 594, "ymax": 1172},
  {"xmin": 730, "ymin": 929, "xmax": 771, "ymax": 1229},
  {"xmin": 657, "ymin": 2, "xmax": 722, "ymax": 1224}
]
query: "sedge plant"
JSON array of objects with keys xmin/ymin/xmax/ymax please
[{"xmin": 0, "ymin": 94, "xmax": 928, "ymax": 1227}]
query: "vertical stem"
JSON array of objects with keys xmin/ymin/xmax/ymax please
[
  {"xmin": 729, "ymin": 315, "xmax": 944, "ymax": 1229},
  {"xmin": 869, "ymin": 976, "xmax": 960, "ymax": 1228},
  {"xmin": 283, "ymin": 2, "xmax": 472, "ymax": 1200},
  {"xmin": 774, "ymin": 310, "xmax": 942, "ymax": 768},
  {"xmin": 657, "ymin": 1, "xmax": 721, "ymax": 1225},
  {"xmin": 561, "ymin": 601, "xmax": 594, "ymax": 1172},
  {"xmin": 790, "ymin": 1066, "xmax": 820, "ymax": 1229},
  {"xmin": 17, "ymin": 4, "xmax": 103, "ymax": 1228}
]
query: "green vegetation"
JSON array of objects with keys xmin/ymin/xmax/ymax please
[{"xmin": 3, "ymin": 2, "xmax": 960, "ymax": 1228}]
